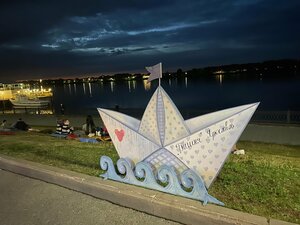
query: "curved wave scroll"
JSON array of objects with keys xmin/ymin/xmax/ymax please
[{"xmin": 100, "ymin": 156, "xmax": 224, "ymax": 206}]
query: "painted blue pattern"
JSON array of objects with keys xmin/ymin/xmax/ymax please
[{"xmin": 100, "ymin": 155, "xmax": 224, "ymax": 206}]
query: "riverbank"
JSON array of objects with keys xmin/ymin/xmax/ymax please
[{"xmin": 1, "ymin": 114, "xmax": 300, "ymax": 145}]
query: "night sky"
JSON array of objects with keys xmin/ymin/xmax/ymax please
[{"xmin": 1, "ymin": 0, "xmax": 300, "ymax": 82}]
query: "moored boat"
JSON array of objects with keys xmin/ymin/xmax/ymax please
[{"xmin": 9, "ymin": 95, "xmax": 50, "ymax": 108}]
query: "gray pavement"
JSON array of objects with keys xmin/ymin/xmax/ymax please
[
  {"xmin": 0, "ymin": 155, "xmax": 296, "ymax": 225},
  {"xmin": 0, "ymin": 169, "xmax": 180, "ymax": 225}
]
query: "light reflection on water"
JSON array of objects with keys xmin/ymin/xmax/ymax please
[
  {"xmin": 110, "ymin": 81, "xmax": 114, "ymax": 93},
  {"xmin": 51, "ymin": 76, "xmax": 300, "ymax": 116},
  {"xmin": 73, "ymin": 83, "xmax": 77, "ymax": 95},
  {"xmin": 88, "ymin": 83, "xmax": 92, "ymax": 97},
  {"xmin": 82, "ymin": 83, "xmax": 86, "ymax": 95}
]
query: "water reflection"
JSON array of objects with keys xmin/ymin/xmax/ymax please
[
  {"xmin": 128, "ymin": 80, "xmax": 137, "ymax": 92},
  {"xmin": 110, "ymin": 81, "xmax": 114, "ymax": 93},
  {"xmin": 50, "ymin": 75, "xmax": 300, "ymax": 115},
  {"xmin": 68, "ymin": 84, "xmax": 72, "ymax": 94},
  {"xmin": 132, "ymin": 80, "xmax": 136, "ymax": 90},
  {"xmin": 83, "ymin": 83, "xmax": 86, "ymax": 95},
  {"xmin": 99, "ymin": 80, "xmax": 104, "ymax": 89},
  {"xmin": 216, "ymin": 74, "xmax": 223, "ymax": 84},
  {"xmin": 73, "ymin": 83, "xmax": 77, "ymax": 95},
  {"xmin": 185, "ymin": 77, "xmax": 188, "ymax": 88},
  {"xmin": 127, "ymin": 80, "xmax": 131, "ymax": 92},
  {"xmin": 88, "ymin": 82, "xmax": 92, "ymax": 97},
  {"xmin": 143, "ymin": 80, "xmax": 151, "ymax": 91}
]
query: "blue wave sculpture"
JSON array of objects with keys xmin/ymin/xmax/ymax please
[{"xmin": 100, "ymin": 156, "xmax": 224, "ymax": 206}]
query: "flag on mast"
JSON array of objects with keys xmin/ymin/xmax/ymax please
[{"xmin": 146, "ymin": 63, "xmax": 162, "ymax": 83}]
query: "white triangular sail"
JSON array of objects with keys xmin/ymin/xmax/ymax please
[
  {"xmin": 139, "ymin": 87, "xmax": 190, "ymax": 146},
  {"xmin": 138, "ymin": 88, "xmax": 162, "ymax": 146},
  {"xmin": 98, "ymin": 108, "xmax": 160, "ymax": 163},
  {"xmin": 165, "ymin": 102, "xmax": 259, "ymax": 188}
]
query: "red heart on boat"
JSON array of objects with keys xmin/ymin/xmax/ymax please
[{"xmin": 115, "ymin": 129, "xmax": 125, "ymax": 142}]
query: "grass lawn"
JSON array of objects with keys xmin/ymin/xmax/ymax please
[{"xmin": 0, "ymin": 130, "xmax": 299, "ymax": 224}]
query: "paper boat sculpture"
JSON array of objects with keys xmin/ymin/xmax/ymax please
[{"xmin": 98, "ymin": 86, "xmax": 259, "ymax": 188}]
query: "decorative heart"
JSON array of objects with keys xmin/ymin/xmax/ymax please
[
  {"xmin": 208, "ymin": 149, "xmax": 213, "ymax": 154},
  {"xmin": 202, "ymin": 154, "xmax": 207, "ymax": 159},
  {"xmin": 204, "ymin": 167, "xmax": 208, "ymax": 171},
  {"xmin": 115, "ymin": 129, "xmax": 125, "ymax": 142},
  {"xmin": 195, "ymin": 150, "xmax": 200, "ymax": 154}
]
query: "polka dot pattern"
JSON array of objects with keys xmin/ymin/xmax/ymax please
[
  {"xmin": 163, "ymin": 96, "xmax": 189, "ymax": 145},
  {"xmin": 139, "ymin": 89, "xmax": 161, "ymax": 145},
  {"xmin": 165, "ymin": 104, "xmax": 258, "ymax": 188}
]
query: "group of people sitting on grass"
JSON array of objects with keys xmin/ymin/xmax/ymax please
[
  {"xmin": 81, "ymin": 115, "xmax": 109, "ymax": 137},
  {"xmin": 0, "ymin": 118, "xmax": 30, "ymax": 132},
  {"xmin": 53, "ymin": 115, "xmax": 110, "ymax": 141},
  {"xmin": 55, "ymin": 119, "xmax": 73, "ymax": 135}
]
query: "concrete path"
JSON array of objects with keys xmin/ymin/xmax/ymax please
[
  {"xmin": 240, "ymin": 124, "xmax": 300, "ymax": 145},
  {"xmin": 0, "ymin": 155, "xmax": 295, "ymax": 225},
  {"xmin": 0, "ymin": 169, "xmax": 180, "ymax": 225}
]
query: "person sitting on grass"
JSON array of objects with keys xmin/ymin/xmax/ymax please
[
  {"xmin": 55, "ymin": 119, "xmax": 73, "ymax": 135},
  {"xmin": 82, "ymin": 115, "xmax": 95, "ymax": 135},
  {"xmin": 61, "ymin": 119, "xmax": 74, "ymax": 135},
  {"xmin": 12, "ymin": 118, "xmax": 30, "ymax": 131},
  {"xmin": 0, "ymin": 119, "xmax": 13, "ymax": 132},
  {"xmin": 55, "ymin": 119, "xmax": 63, "ymax": 134},
  {"xmin": 1, "ymin": 120, "xmax": 8, "ymax": 129}
]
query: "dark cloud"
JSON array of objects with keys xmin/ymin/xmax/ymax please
[{"xmin": 1, "ymin": 0, "xmax": 300, "ymax": 82}]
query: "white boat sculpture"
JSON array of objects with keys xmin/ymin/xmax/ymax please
[
  {"xmin": 98, "ymin": 86, "xmax": 259, "ymax": 189},
  {"xmin": 9, "ymin": 95, "xmax": 50, "ymax": 108}
]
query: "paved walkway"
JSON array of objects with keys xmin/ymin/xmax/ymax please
[
  {"xmin": 0, "ymin": 169, "xmax": 179, "ymax": 225},
  {"xmin": 0, "ymin": 155, "xmax": 296, "ymax": 225}
]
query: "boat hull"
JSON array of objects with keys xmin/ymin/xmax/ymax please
[{"xmin": 9, "ymin": 99, "xmax": 49, "ymax": 108}]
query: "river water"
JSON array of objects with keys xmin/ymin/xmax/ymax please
[{"xmin": 50, "ymin": 75, "xmax": 300, "ymax": 119}]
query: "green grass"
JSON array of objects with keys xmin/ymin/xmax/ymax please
[
  {"xmin": 210, "ymin": 141, "xmax": 300, "ymax": 224},
  {"xmin": 0, "ymin": 131, "xmax": 119, "ymax": 176},
  {"xmin": 0, "ymin": 131, "xmax": 299, "ymax": 224}
]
